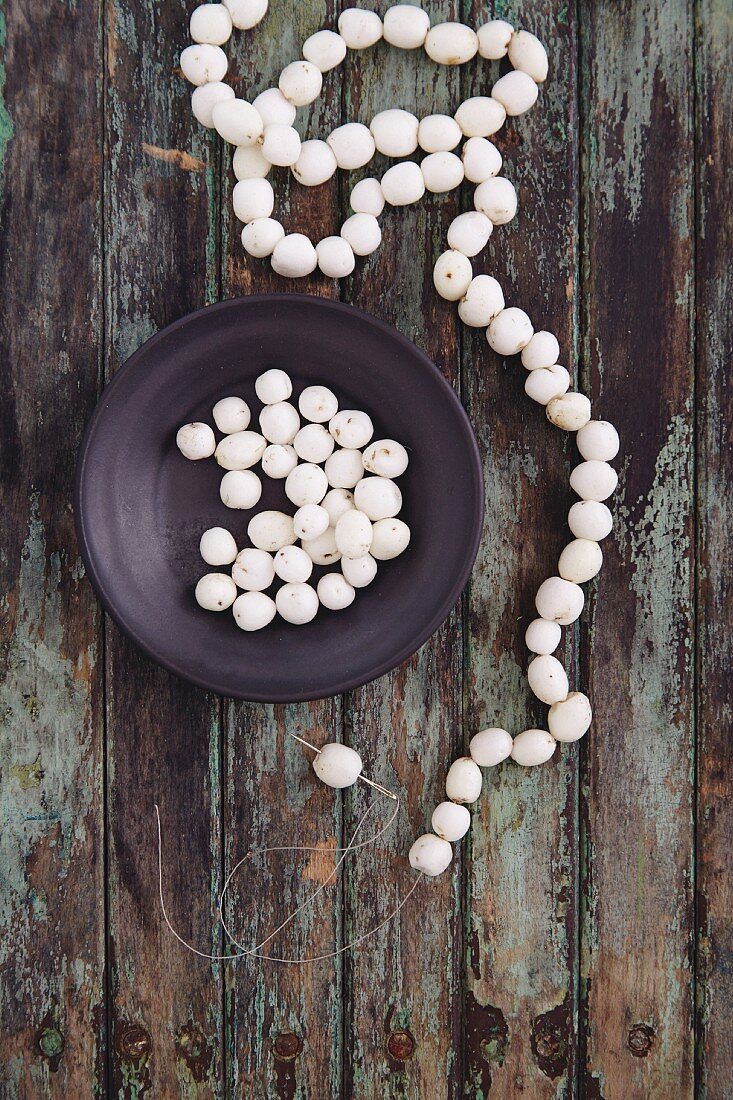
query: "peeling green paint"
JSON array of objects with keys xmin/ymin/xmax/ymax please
[{"xmin": 0, "ymin": 6, "xmax": 15, "ymax": 177}]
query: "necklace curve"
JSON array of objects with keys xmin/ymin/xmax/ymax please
[{"xmin": 179, "ymin": 2, "xmax": 619, "ymax": 883}]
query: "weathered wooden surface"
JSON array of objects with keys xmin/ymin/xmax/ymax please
[{"xmin": 1, "ymin": 1, "xmax": 731, "ymax": 1097}]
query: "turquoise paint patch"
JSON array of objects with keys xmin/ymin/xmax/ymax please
[{"xmin": 0, "ymin": 7, "xmax": 14, "ymax": 174}]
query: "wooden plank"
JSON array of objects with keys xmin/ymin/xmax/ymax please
[
  {"xmin": 695, "ymin": 0, "xmax": 733, "ymax": 1093},
  {"xmin": 579, "ymin": 2, "xmax": 695, "ymax": 1094},
  {"xmin": 104, "ymin": 1, "xmax": 224, "ymax": 1094},
  {"xmin": 0, "ymin": 0, "xmax": 106, "ymax": 1094},
  {"xmin": 461, "ymin": 2, "xmax": 580, "ymax": 1095},
  {"xmin": 219, "ymin": 2, "xmax": 345, "ymax": 1094},
  {"xmin": 341, "ymin": 4, "xmax": 464, "ymax": 1095}
]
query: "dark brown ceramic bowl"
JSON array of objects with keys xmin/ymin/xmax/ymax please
[{"xmin": 75, "ymin": 295, "xmax": 483, "ymax": 702}]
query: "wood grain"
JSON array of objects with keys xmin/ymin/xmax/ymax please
[
  {"xmin": 341, "ymin": 3, "xmax": 464, "ymax": 1095},
  {"xmin": 0, "ymin": 0, "xmax": 106, "ymax": 1094},
  {"xmin": 579, "ymin": 2, "xmax": 696, "ymax": 1094},
  {"xmin": 104, "ymin": 0, "xmax": 223, "ymax": 1094},
  {"xmin": 460, "ymin": 2, "xmax": 580, "ymax": 1096},
  {"xmin": 220, "ymin": 3, "xmax": 346, "ymax": 1095},
  {"xmin": 695, "ymin": 1, "xmax": 733, "ymax": 1094}
]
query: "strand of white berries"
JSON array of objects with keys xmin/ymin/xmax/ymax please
[
  {"xmin": 177, "ymin": 369, "xmax": 411, "ymax": 628},
  {"xmin": 180, "ymin": 2, "xmax": 548, "ymax": 279},
  {"xmin": 178, "ymin": 3, "xmax": 620, "ymax": 882}
]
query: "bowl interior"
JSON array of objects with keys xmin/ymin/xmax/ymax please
[{"xmin": 76, "ymin": 295, "xmax": 484, "ymax": 701}]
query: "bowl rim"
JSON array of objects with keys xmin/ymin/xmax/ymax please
[{"xmin": 74, "ymin": 293, "xmax": 485, "ymax": 702}]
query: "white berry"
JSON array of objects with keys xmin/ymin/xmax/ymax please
[
  {"xmin": 285, "ymin": 463, "xmax": 328, "ymax": 506},
  {"xmin": 354, "ymin": 477, "xmax": 402, "ymax": 520},
  {"xmin": 192, "ymin": 82, "xmax": 235, "ymax": 128},
  {"xmin": 242, "ymin": 217, "xmax": 284, "ymax": 257},
  {"xmin": 370, "ymin": 518, "xmax": 410, "ymax": 560},
  {"xmin": 546, "ymin": 392, "xmax": 591, "ymax": 431},
  {"xmin": 524, "ymin": 364, "xmax": 570, "ymax": 405},
  {"xmin": 383, "ymin": 4, "xmax": 430, "ymax": 49},
  {"xmin": 431, "ymin": 801, "xmax": 471, "ymax": 842},
  {"xmin": 223, "ymin": 0, "xmax": 268, "ymax": 31},
  {"xmin": 535, "ymin": 576, "xmax": 584, "ymax": 625},
  {"xmin": 434, "ymin": 250, "xmax": 473, "ymax": 301},
  {"xmin": 212, "ymin": 98, "xmax": 263, "ymax": 145},
  {"xmin": 425, "ymin": 22, "xmax": 478, "ymax": 65},
  {"xmin": 219, "ymin": 469, "xmax": 262, "ymax": 509},
  {"xmin": 521, "ymin": 331, "xmax": 560, "ymax": 370},
  {"xmin": 340, "ymin": 213, "xmax": 381, "ymax": 256},
  {"xmin": 511, "ymin": 729, "xmax": 556, "ymax": 767},
  {"xmin": 461, "ymin": 136, "xmax": 502, "ymax": 182},
  {"xmin": 338, "ymin": 7, "xmax": 383, "ymax": 48},
  {"xmin": 177, "ymin": 422, "xmax": 216, "ymax": 460},
  {"xmin": 370, "ymin": 109, "xmax": 419, "ymax": 157},
  {"xmin": 215, "ymin": 430, "xmax": 267, "ymax": 470},
  {"xmin": 558, "ymin": 539, "xmax": 603, "ymax": 583},
  {"xmin": 327, "ymin": 122, "xmax": 375, "ymax": 169},
  {"xmin": 293, "ymin": 504, "xmax": 330, "ymax": 541},
  {"xmin": 447, "ymin": 211, "xmax": 492, "ymax": 257},
  {"xmin": 292, "ymin": 141, "xmax": 337, "ymax": 186},
  {"xmin": 492, "ymin": 70, "xmax": 539, "ymax": 116},
  {"xmin": 272, "ymin": 234, "xmax": 318, "ymax": 277},
  {"xmin": 278, "ymin": 60, "xmax": 323, "ymax": 106},
  {"xmin": 317, "ymin": 237, "xmax": 356, "ymax": 278},
  {"xmin": 329, "ymin": 409, "xmax": 374, "ymax": 449},
  {"xmin": 313, "ymin": 742, "xmax": 363, "ymax": 787},
  {"xmin": 341, "ymin": 553, "xmax": 377, "ymax": 588},
  {"xmin": 469, "ymin": 727, "xmax": 513, "ymax": 767},
  {"xmin": 487, "ymin": 307, "xmax": 534, "ymax": 355},
  {"xmin": 458, "ymin": 274, "xmax": 505, "ymax": 327},
  {"xmin": 524, "ymin": 618, "xmax": 562, "ymax": 655},
  {"xmin": 274, "ymin": 544, "xmax": 313, "ymax": 583},
  {"xmin": 302, "ymin": 527, "xmax": 341, "ymax": 566},
  {"xmin": 195, "ymin": 573, "xmax": 237, "ymax": 611},
  {"xmin": 476, "ymin": 19, "xmax": 513, "ymax": 59},
  {"xmin": 577, "ymin": 420, "xmax": 620, "ymax": 461},
  {"xmin": 247, "ymin": 510, "xmax": 297, "ymax": 552},
  {"xmin": 349, "ymin": 177, "xmax": 385, "ymax": 216},
  {"xmin": 261, "ymin": 443, "xmax": 298, "ymax": 479},
  {"xmin": 190, "ymin": 4, "xmax": 232, "ymax": 45},
  {"xmin": 317, "ymin": 573, "xmax": 356, "ymax": 610},
  {"xmin": 548, "ymin": 692, "xmax": 592, "ymax": 743},
  {"xmin": 454, "ymin": 96, "xmax": 506, "ymax": 138},
  {"xmin": 213, "ymin": 396, "xmax": 250, "ymax": 433},
  {"xmin": 417, "ymin": 114, "xmax": 462, "ymax": 152},
  {"xmin": 508, "ymin": 29, "xmax": 549, "ymax": 83},
  {"xmin": 252, "ymin": 86, "xmax": 296, "ymax": 126},
  {"xmin": 321, "ymin": 488, "xmax": 355, "ymax": 525},
  {"xmin": 445, "ymin": 756, "xmax": 482, "ymax": 803},
  {"xmin": 233, "ymin": 144, "xmax": 272, "ymax": 180},
  {"xmin": 200, "ymin": 526, "xmax": 238, "ymax": 566},
  {"xmin": 259, "ymin": 401, "xmax": 300, "ymax": 445},
  {"xmin": 293, "ymin": 423, "xmax": 335, "ymax": 463},
  {"xmin": 569, "ymin": 460, "xmax": 618, "ymax": 501},
  {"xmin": 232, "ymin": 591, "xmax": 276, "ymax": 631},
  {"xmin": 324, "ymin": 448, "xmax": 364, "ymax": 489},
  {"xmin": 408, "ymin": 833, "xmax": 453, "ymax": 877},
  {"xmin": 261, "ymin": 123, "xmax": 301, "ymax": 167},
  {"xmin": 180, "ymin": 44, "xmax": 228, "ymax": 86},
  {"xmin": 232, "ymin": 178, "xmax": 274, "ymax": 223},
  {"xmin": 302, "ymin": 28, "xmax": 347, "ymax": 71},
  {"xmin": 255, "ymin": 368, "xmax": 292, "ymax": 404},
  {"xmin": 276, "ymin": 582, "xmax": 319, "ymax": 624},
  {"xmin": 335, "ymin": 509, "xmax": 372, "ymax": 559},
  {"xmin": 380, "ymin": 161, "xmax": 425, "ymax": 206},
  {"xmin": 362, "ymin": 439, "xmax": 409, "ymax": 478},
  {"xmin": 474, "ymin": 176, "xmax": 517, "ymax": 224},
  {"xmin": 232, "ymin": 547, "xmax": 275, "ymax": 591},
  {"xmin": 299, "ymin": 385, "xmax": 338, "ymax": 423},
  {"xmin": 568, "ymin": 500, "xmax": 613, "ymax": 541}
]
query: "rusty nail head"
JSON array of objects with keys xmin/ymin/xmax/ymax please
[{"xmin": 273, "ymin": 1032, "xmax": 302, "ymax": 1061}]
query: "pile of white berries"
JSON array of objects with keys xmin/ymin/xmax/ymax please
[
  {"xmin": 180, "ymin": 2, "xmax": 548, "ymax": 281},
  {"xmin": 176, "ymin": 368, "xmax": 410, "ymax": 629}
]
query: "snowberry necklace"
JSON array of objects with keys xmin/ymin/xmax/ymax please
[{"xmin": 174, "ymin": 4, "xmax": 619, "ymax": 898}]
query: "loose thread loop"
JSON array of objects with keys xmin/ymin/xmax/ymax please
[{"xmin": 155, "ymin": 787, "xmax": 423, "ymax": 964}]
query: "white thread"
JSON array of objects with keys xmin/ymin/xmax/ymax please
[{"xmin": 155, "ymin": 794, "xmax": 422, "ymax": 964}]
